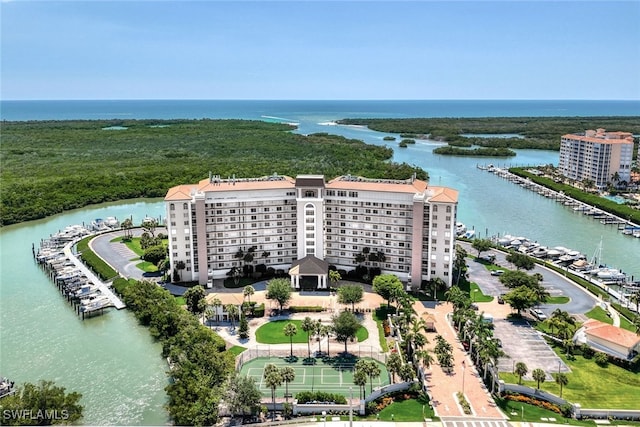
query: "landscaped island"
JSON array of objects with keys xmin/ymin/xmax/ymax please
[
  {"xmin": 0, "ymin": 120, "xmax": 426, "ymax": 226},
  {"xmin": 337, "ymin": 116, "xmax": 640, "ymax": 153}
]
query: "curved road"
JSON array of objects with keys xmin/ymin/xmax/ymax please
[{"xmin": 460, "ymin": 241, "xmax": 599, "ymax": 317}]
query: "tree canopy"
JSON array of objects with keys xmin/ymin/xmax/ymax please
[
  {"xmin": 0, "ymin": 380, "xmax": 84, "ymax": 425},
  {"xmin": 0, "ymin": 119, "xmax": 428, "ymax": 226},
  {"xmin": 372, "ymin": 274, "xmax": 404, "ymax": 308},
  {"xmin": 331, "ymin": 311, "xmax": 362, "ymax": 353},
  {"xmin": 265, "ymin": 278, "xmax": 292, "ymax": 312},
  {"xmin": 337, "ymin": 284, "xmax": 364, "ymax": 311}
]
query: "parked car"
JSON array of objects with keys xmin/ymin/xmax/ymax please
[
  {"xmin": 491, "ymin": 269, "xmax": 505, "ymax": 276},
  {"xmin": 470, "ymin": 303, "xmax": 479, "ymax": 311},
  {"xmin": 530, "ymin": 308, "xmax": 547, "ymax": 320},
  {"xmin": 497, "ymin": 294, "xmax": 505, "ymax": 304}
]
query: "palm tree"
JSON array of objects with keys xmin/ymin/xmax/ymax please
[
  {"xmin": 514, "ymin": 362, "xmax": 528, "ymax": 385},
  {"xmin": 212, "ymin": 298, "xmax": 222, "ymax": 326},
  {"xmin": 315, "ymin": 320, "xmax": 323, "ymax": 354},
  {"xmin": 175, "ymin": 260, "xmax": 186, "ymax": 281},
  {"xmin": 243, "ymin": 285, "xmax": 255, "ymax": 304},
  {"xmin": 226, "ymin": 304, "xmax": 239, "ymax": 329},
  {"xmin": 301, "ymin": 316, "xmax": 316, "ymax": 358},
  {"xmin": 353, "ymin": 369, "xmax": 367, "ymax": 399},
  {"xmin": 398, "ymin": 363, "xmax": 415, "ymax": 382},
  {"xmin": 329, "ymin": 270, "xmax": 341, "ymax": 287},
  {"xmin": 204, "ymin": 305, "xmax": 215, "ymax": 329},
  {"xmin": 280, "ymin": 366, "xmax": 296, "ymax": 402},
  {"xmin": 629, "ymin": 293, "xmax": 640, "ymax": 314},
  {"xmin": 355, "ymin": 359, "xmax": 381, "ymax": 394},
  {"xmin": 554, "ymin": 372, "xmax": 569, "ymax": 398},
  {"xmin": 415, "ymin": 349, "xmax": 434, "ymax": 370},
  {"xmin": 532, "ymin": 368, "xmax": 546, "ymax": 390},
  {"xmin": 386, "ymin": 352, "xmax": 402, "ymax": 383},
  {"xmin": 283, "ymin": 322, "xmax": 298, "ymax": 357},
  {"xmin": 263, "ymin": 365, "xmax": 282, "ymax": 421},
  {"xmin": 121, "ymin": 217, "xmax": 134, "ymax": 240}
]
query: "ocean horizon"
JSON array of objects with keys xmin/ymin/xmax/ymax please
[{"xmin": 2, "ymin": 99, "xmax": 639, "ymax": 122}]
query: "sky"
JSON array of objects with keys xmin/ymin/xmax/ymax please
[{"xmin": 1, "ymin": 1, "xmax": 639, "ymax": 100}]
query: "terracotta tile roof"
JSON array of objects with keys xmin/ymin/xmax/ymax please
[
  {"xmin": 582, "ymin": 319, "xmax": 640, "ymax": 350},
  {"xmin": 326, "ymin": 176, "xmax": 429, "ymax": 194},
  {"xmin": 165, "ymin": 185, "xmax": 195, "ymax": 201},
  {"xmin": 428, "ymin": 186, "xmax": 459, "ymax": 203},
  {"xmin": 562, "ymin": 133, "xmax": 634, "ymax": 145}
]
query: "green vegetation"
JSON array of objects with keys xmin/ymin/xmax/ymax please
[
  {"xmin": 510, "ymin": 168, "xmax": 640, "ymax": 225},
  {"xmin": 135, "ymin": 261, "xmax": 159, "ymax": 273},
  {"xmin": 376, "ymin": 396, "xmax": 434, "ymax": 421},
  {"xmin": 585, "ymin": 306, "xmax": 612, "ymax": 324},
  {"xmin": 0, "ymin": 380, "xmax": 84, "ymax": 425},
  {"xmin": 355, "ymin": 324, "xmax": 369, "ymax": 342},
  {"xmin": 500, "ymin": 343, "xmax": 640, "ymax": 409},
  {"xmin": 373, "ymin": 307, "xmax": 390, "ymax": 352},
  {"xmin": 0, "ymin": 120, "xmax": 427, "ymax": 226},
  {"xmin": 433, "ymin": 146, "xmax": 516, "ymax": 157},
  {"xmin": 255, "ymin": 320, "xmax": 308, "ymax": 344},
  {"xmin": 75, "ymin": 236, "xmax": 118, "ymax": 280},
  {"xmin": 463, "ymin": 281, "xmax": 494, "ymax": 303},
  {"xmin": 546, "ymin": 296, "xmax": 570, "ymax": 304},
  {"xmin": 227, "ymin": 345, "xmax": 247, "ymax": 356},
  {"xmin": 337, "ymin": 116, "xmax": 640, "ymax": 152},
  {"xmin": 119, "ymin": 280, "xmax": 233, "ymax": 425}
]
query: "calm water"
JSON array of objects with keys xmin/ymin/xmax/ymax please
[{"xmin": 1, "ymin": 100, "xmax": 639, "ymax": 425}]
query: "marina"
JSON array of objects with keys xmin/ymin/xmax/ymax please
[
  {"xmin": 0, "ymin": 377, "xmax": 16, "ymax": 399},
  {"xmin": 34, "ymin": 222, "xmax": 126, "ymax": 319},
  {"xmin": 480, "ymin": 165, "xmax": 640, "ymax": 238}
]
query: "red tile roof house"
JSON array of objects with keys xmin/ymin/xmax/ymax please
[{"xmin": 574, "ymin": 319, "xmax": 640, "ymax": 360}]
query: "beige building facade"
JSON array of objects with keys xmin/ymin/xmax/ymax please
[
  {"xmin": 165, "ymin": 174, "xmax": 459, "ymax": 290},
  {"xmin": 558, "ymin": 128, "xmax": 634, "ymax": 189}
]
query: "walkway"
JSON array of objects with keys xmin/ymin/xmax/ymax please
[
  {"xmin": 415, "ymin": 300, "xmax": 506, "ymax": 420},
  {"xmin": 63, "ymin": 241, "xmax": 125, "ymax": 309}
]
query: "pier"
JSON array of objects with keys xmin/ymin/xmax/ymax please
[
  {"xmin": 480, "ymin": 165, "xmax": 640, "ymax": 238},
  {"xmin": 35, "ymin": 224, "xmax": 125, "ymax": 319}
]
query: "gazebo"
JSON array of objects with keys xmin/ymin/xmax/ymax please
[{"xmin": 288, "ymin": 255, "xmax": 329, "ymax": 290}]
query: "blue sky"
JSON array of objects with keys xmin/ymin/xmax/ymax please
[{"xmin": 2, "ymin": 1, "xmax": 639, "ymax": 100}]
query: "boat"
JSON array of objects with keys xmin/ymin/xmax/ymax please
[
  {"xmin": 531, "ymin": 246, "xmax": 548, "ymax": 258},
  {"xmin": 463, "ymin": 230, "xmax": 476, "ymax": 239},
  {"xmin": 546, "ymin": 249, "xmax": 563, "ymax": 259},
  {"xmin": 104, "ymin": 216, "xmax": 120, "ymax": 228},
  {"xmin": 455, "ymin": 222, "xmax": 467, "ymax": 236},
  {"xmin": 0, "ymin": 377, "xmax": 15, "ymax": 399},
  {"xmin": 569, "ymin": 259, "xmax": 591, "ymax": 271},
  {"xmin": 597, "ymin": 268, "xmax": 627, "ymax": 281}
]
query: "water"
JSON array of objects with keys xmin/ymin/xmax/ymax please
[
  {"xmin": 1, "ymin": 100, "xmax": 639, "ymax": 425},
  {"xmin": 0, "ymin": 200, "xmax": 169, "ymax": 425}
]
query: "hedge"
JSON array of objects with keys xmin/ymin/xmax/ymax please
[{"xmin": 289, "ymin": 306, "xmax": 325, "ymax": 313}]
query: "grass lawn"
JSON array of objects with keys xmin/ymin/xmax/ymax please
[
  {"xmin": 136, "ymin": 261, "xmax": 158, "ymax": 273},
  {"xmin": 227, "ymin": 345, "xmax": 246, "ymax": 356},
  {"xmin": 546, "ymin": 296, "xmax": 570, "ymax": 304},
  {"xmin": 374, "ymin": 306, "xmax": 395, "ymax": 352},
  {"xmin": 174, "ymin": 296, "xmax": 186, "ymax": 306},
  {"xmin": 500, "ymin": 342, "xmax": 640, "ymax": 409},
  {"xmin": 470, "ymin": 282, "xmax": 493, "ymax": 302},
  {"xmin": 376, "ymin": 396, "xmax": 435, "ymax": 421},
  {"xmin": 495, "ymin": 397, "xmax": 586, "ymax": 425},
  {"xmin": 255, "ymin": 320, "xmax": 309, "ymax": 344},
  {"xmin": 255, "ymin": 319, "xmax": 369, "ymax": 345},
  {"xmin": 585, "ymin": 306, "xmax": 613, "ymax": 324}
]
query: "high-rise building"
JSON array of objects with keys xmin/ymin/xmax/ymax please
[
  {"xmin": 165, "ymin": 174, "xmax": 458, "ymax": 289},
  {"xmin": 558, "ymin": 128, "xmax": 634, "ymax": 189}
]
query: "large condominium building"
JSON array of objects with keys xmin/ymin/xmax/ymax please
[
  {"xmin": 165, "ymin": 174, "xmax": 459, "ymax": 290},
  {"xmin": 558, "ymin": 128, "xmax": 634, "ymax": 189}
]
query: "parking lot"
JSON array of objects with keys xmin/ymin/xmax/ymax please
[{"xmin": 493, "ymin": 318, "xmax": 570, "ymax": 379}]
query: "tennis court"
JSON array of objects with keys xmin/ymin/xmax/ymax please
[{"xmin": 239, "ymin": 355, "xmax": 391, "ymax": 398}]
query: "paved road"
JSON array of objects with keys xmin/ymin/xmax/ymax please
[{"xmin": 460, "ymin": 242, "xmax": 598, "ymax": 317}]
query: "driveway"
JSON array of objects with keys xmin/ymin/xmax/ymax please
[{"xmin": 460, "ymin": 242, "xmax": 598, "ymax": 318}]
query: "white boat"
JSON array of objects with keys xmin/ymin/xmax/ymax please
[
  {"xmin": 455, "ymin": 222, "xmax": 467, "ymax": 236},
  {"xmin": 463, "ymin": 230, "xmax": 476, "ymax": 239},
  {"xmin": 104, "ymin": 217, "xmax": 120, "ymax": 228},
  {"xmin": 597, "ymin": 268, "xmax": 626, "ymax": 281},
  {"xmin": 546, "ymin": 249, "xmax": 563, "ymax": 259},
  {"xmin": 531, "ymin": 246, "xmax": 548, "ymax": 258}
]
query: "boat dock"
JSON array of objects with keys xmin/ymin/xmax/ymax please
[
  {"xmin": 481, "ymin": 165, "xmax": 640, "ymax": 238},
  {"xmin": 35, "ymin": 223, "xmax": 125, "ymax": 319}
]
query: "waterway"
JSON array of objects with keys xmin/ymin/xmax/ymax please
[
  {"xmin": 0, "ymin": 200, "xmax": 169, "ymax": 425},
  {"xmin": 1, "ymin": 100, "xmax": 639, "ymax": 425}
]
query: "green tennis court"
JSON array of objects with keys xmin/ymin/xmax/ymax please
[{"xmin": 239, "ymin": 356, "xmax": 390, "ymax": 398}]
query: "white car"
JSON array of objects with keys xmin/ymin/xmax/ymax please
[
  {"xmin": 530, "ymin": 308, "xmax": 547, "ymax": 320},
  {"xmin": 491, "ymin": 270, "xmax": 504, "ymax": 276}
]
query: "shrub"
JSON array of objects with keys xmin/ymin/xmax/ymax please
[
  {"xmin": 289, "ymin": 305, "xmax": 324, "ymax": 313},
  {"xmin": 502, "ymin": 392, "xmax": 562, "ymax": 414},
  {"xmin": 595, "ymin": 352, "xmax": 609, "ymax": 367},
  {"xmin": 253, "ymin": 303, "xmax": 265, "ymax": 317},
  {"xmin": 295, "ymin": 391, "xmax": 347, "ymax": 404},
  {"xmin": 456, "ymin": 392, "xmax": 472, "ymax": 415}
]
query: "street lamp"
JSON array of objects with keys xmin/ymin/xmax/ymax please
[{"xmin": 461, "ymin": 360, "xmax": 466, "ymax": 395}]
